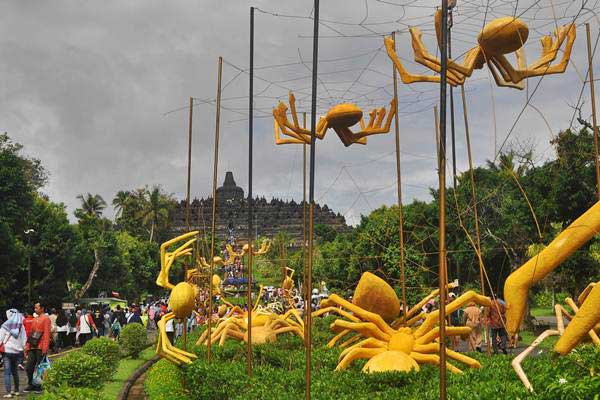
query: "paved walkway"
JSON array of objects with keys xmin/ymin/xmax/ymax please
[{"xmin": 0, "ymin": 347, "xmax": 77, "ymax": 397}]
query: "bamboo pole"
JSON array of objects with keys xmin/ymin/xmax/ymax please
[
  {"xmin": 183, "ymin": 96, "xmax": 193, "ymax": 350},
  {"xmin": 305, "ymin": 1, "xmax": 319, "ymax": 398},
  {"xmin": 303, "ymin": 112, "xmax": 308, "ymax": 345},
  {"xmin": 460, "ymin": 85, "xmax": 491, "ymax": 355},
  {"xmin": 208, "ymin": 56, "xmax": 223, "ymax": 363},
  {"xmin": 438, "ymin": 1, "xmax": 449, "ymax": 398},
  {"xmin": 247, "ymin": 6, "xmax": 255, "ymax": 376},
  {"xmin": 391, "ymin": 31, "xmax": 407, "ymax": 318},
  {"xmin": 586, "ymin": 23, "xmax": 600, "ymax": 200}
]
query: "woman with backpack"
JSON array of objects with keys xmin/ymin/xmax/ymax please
[
  {"xmin": 55, "ymin": 310, "xmax": 68, "ymax": 352},
  {"xmin": 0, "ymin": 309, "xmax": 27, "ymax": 398}
]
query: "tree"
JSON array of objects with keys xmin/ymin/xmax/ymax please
[
  {"xmin": 76, "ymin": 193, "xmax": 107, "ymax": 218},
  {"xmin": 137, "ymin": 186, "xmax": 174, "ymax": 242},
  {"xmin": 112, "ymin": 190, "xmax": 131, "ymax": 218}
]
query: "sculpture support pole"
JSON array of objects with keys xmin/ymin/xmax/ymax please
[
  {"xmin": 208, "ymin": 56, "xmax": 223, "ymax": 363},
  {"xmin": 438, "ymin": 1, "xmax": 449, "ymax": 398},
  {"xmin": 586, "ymin": 23, "xmax": 600, "ymax": 200},
  {"xmin": 247, "ymin": 6, "xmax": 255, "ymax": 376},
  {"xmin": 183, "ymin": 96, "xmax": 193, "ymax": 351},
  {"xmin": 391, "ymin": 31, "xmax": 407, "ymax": 318},
  {"xmin": 303, "ymin": 112, "xmax": 308, "ymax": 342},
  {"xmin": 460, "ymin": 85, "xmax": 490, "ymax": 355},
  {"xmin": 305, "ymin": 1, "xmax": 319, "ymax": 398}
]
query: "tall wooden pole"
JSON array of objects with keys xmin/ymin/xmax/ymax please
[
  {"xmin": 303, "ymin": 112, "xmax": 308, "ymax": 342},
  {"xmin": 391, "ymin": 31, "xmax": 407, "ymax": 317},
  {"xmin": 247, "ymin": 6, "xmax": 255, "ymax": 376},
  {"xmin": 305, "ymin": 1, "xmax": 319, "ymax": 398},
  {"xmin": 438, "ymin": 1, "xmax": 449, "ymax": 398},
  {"xmin": 208, "ymin": 57, "xmax": 223, "ymax": 363},
  {"xmin": 460, "ymin": 85, "xmax": 491, "ymax": 355},
  {"xmin": 183, "ymin": 96, "xmax": 193, "ymax": 350},
  {"xmin": 586, "ymin": 23, "xmax": 600, "ymax": 200}
]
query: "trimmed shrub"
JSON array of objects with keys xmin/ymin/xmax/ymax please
[
  {"xmin": 145, "ymin": 359, "xmax": 188, "ymax": 400},
  {"xmin": 120, "ymin": 322, "xmax": 147, "ymax": 358},
  {"xmin": 38, "ymin": 385, "xmax": 100, "ymax": 400},
  {"xmin": 44, "ymin": 352, "xmax": 111, "ymax": 390},
  {"xmin": 82, "ymin": 337, "xmax": 121, "ymax": 373}
]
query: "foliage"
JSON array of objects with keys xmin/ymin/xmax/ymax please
[
  {"xmin": 144, "ymin": 359, "xmax": 189, "ymax": 400},
  {"xmin": 82, "ymin": 337, "xmax": 121, "ymax": 374},
  {"xmin": 146, "ymin": 322, "xmax": 600, "ymax": 400},
  {"xmin": 533, "ymin": 291, "xmax": 570, "ymax": 308},
  {"xmin": 38, "ymin": 385, "xmax": 101, "ymax": 400},
  {"xmin": 119, "ymin": 323, "xmax": 147, "ymax": 358},
  {"xmin": 44, "ymin": 351, "xmax": 111, "ymax": 390}
]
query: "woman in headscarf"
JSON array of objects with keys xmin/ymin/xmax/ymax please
[{"xmin": 0, "ymin": 309, "xmax": 27, "ymax": 397}]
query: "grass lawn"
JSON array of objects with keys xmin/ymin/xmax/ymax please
[
  {"xmin": 100, "ymin": 346, "xmax": 156, "ymax": 400},
  {"xmin": 529, "ymin": 307, "xmax": 553, "ymax": 317}
]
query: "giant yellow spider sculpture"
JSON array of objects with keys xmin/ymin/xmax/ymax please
[
  {"xmin": 225, "ymin": 240, "xmax": 271, "ymax": 262},
  {"xmin": 313, "ymin": 271, "xmax": 457, "ymax": 347},
  {"xmin": 273, "ymin": 92, "xmax": 397, "ymax": 147},
  {"xmin": 155, "ymin": 231, "xmax": 200, "ymax": 365},
  {"xmin": 319, "ymin": 290, "xmax": 490, "ymax": 373},
  {"xmin": 281, "ymin": 266, "xmax": 296, "ymax": 310},
  {"xmin": 197, "ymin": 286, "xmax": 305, "ymax": 346},
  {"xmin": 503, "ymin": 201, "xmax": 600, "ymax": 390},
  {"xmin": 512, "ymin": 282, "xmax": 600, "ymax": 392},
  {"xmin": 384, "ymin": 9, "xmax": 575, "ymax": 89}
]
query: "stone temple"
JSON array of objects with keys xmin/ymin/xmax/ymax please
[{"xmin": 171, "ymin": 171, "xmax": 349, "ymax": 245}]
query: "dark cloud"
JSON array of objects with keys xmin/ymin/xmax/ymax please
[{"xmin": 1, "ymin": 1, "xmax": 596, "ymax": 225}]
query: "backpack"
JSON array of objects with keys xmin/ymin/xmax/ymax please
[{"xmin": 111, "ymin": 319, "xmax": 121, "ymax": 333}]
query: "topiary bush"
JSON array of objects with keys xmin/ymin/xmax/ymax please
[
  {"xmin": 145, "ymin": 319, "xmax": 600, "ymax": 400},
  {"xmin": 38, "ymin": 385, "xmax": 101, "ymax": 400},
  {"xmin": 145, "ymin": 359, "xmax": 188, "ymax": 400},
  {"xmin": 44, "ymin": 352, "xmax": 111, "ymax": 390},
  {"xmin": 82, "ymin": 337, "xmax": 121, "ymax": 373},
  {"xmin": 120, "ymin": 322, "xmax": 147, "ymax": 358}
]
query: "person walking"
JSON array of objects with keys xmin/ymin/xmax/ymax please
[
  {"xmin": 487, "ymin": 296, "xmax": 508, "ymax": 354},
  {"xmin": 48, "ymin": 309, "xmax": 57, "ymax": 353},
  {"xmin": 23, "ymin": 303, "xmax": 51, "ymax": 394},
  {"xmin": 76, "ymin": 309, "xmax": 96, "ymax": 346},
  {"xmin": 0, "ymin": 309, "xmax": 27, "ymax": 398},
  {"xmin": 463, "ymin": 301, "xmax": 483, "ymax": 352},
  {"xmin": 126, "ymin": 307, "xmax": 143, "ymax": 325},
  {"xmin": 55, "ymin": 310, "xmax": 68, "ymax": 352}
]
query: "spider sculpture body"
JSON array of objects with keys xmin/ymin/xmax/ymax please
[
  {"xmin": 273, "ymin": 92, "xmax": 396, "ymax": 146},
  {"xmin": 197, "ymin": 286, "xmax": 305, "ymax": 346},
  {"xmin": 385, "ymin": 9, "xmax": 575, "ymax": 89},
  {"xmin": 321, "ymin": 291, "xmax": 491, "ymax": 373},
  {"xmin": 155, "ymin": 231, "xmax": 200, "ymax": 365}
]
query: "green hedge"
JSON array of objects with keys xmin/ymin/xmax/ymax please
[
  {"xmin": 82, "ymin": 337, "xmax": 121, "ymax": 374},
  {"xmin": 44, "ymin": 352, "xmax": 111, "ymax": 390},
  {"xmin": 145, "ymin": 359, "xmax": 188, "ymax": 400},
  {"xmin": 120, "ymin": 323, "xmax": 147, "ymax": 358},
  {"xmin": 145, "ymin": 317, "xmax": 600, "ymax": 400},
  {"xmin": 38, "ymin": 385, "xmax": 101, "ymax": 400}
]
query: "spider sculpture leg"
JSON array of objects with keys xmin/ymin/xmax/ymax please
[
  {"xmin": 271, "ymin": 325, "xmax": 304, "ymax": 340},
  {"xmin": 556, "ymin": 288, "xmax": 600, "ymax": 354},
  {"xmin": 350, "ymin": 98, "xmax": 398, "ymax": 143},
  {"xmin": 338, "ymin": 338, "xmax": 388, "ymax": 359},
  {"xmin": 336, "ymin": 347, "xmax": 386, "ymax": 371},
  {"xmin": 408, "ymin": 352, "xmax": 462, "ymax": 374},
  {"xmin": 332, "ymin": 320, "xmax": 391, "ymax": 342},
  {"xmin": 157, "ymin": 312, "xmax": 198, "ymax": 365},
  {"xmin": 512, "ymin": 329, "xmax": 560, "ymax": 392},
  {"xmin": 384, "ymin": 36, "xmax": 443, "ymax": 85},
  {"xmin": 493, "ymin": 24, "xmax": 575, "ymax": 84}
]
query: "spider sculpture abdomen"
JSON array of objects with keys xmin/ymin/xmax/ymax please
[
  {"xmin": 169, "ymin": 282, "xmax": 196, "ymax": 319},
  {"xmin": 353, "ymin": 271, "xmax": 400, "ymax": 323},
  {"xmin": 478, "ymin": 17, "xmax": 529, "ymax": 55},
  {"xmin": 325, "ymin": 104, "xmax": 363, "ymax": 127}
]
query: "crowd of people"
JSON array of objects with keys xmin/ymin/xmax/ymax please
[{"xmin": 0, "ymin": 302, "xmax": 153, "ymax": 397}]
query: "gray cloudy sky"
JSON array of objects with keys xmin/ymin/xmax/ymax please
[{"xmin": 2, "ymin": 1, "xmax": 599, "ymax": 225}]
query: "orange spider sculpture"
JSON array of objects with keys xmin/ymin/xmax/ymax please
[
  {"xmin": 384, "ymin": 9, "xmax": 575, "ymax": 89},
  {"xmin": 273, "ymin": 91, "xmax": 397, "ymax": 147}
]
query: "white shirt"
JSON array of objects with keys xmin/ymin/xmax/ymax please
[
  {"xmin": 79, "ymin": 315, "xmax": 92, "ymax": 334},
  {"xmin": 0, "ymin": 326, "xmax": 27, "ymax": 354},
  {"xmin": 165, "ymin": 319, "xmax": 174, "ymax": 333}
]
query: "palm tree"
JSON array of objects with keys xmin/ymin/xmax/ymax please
[
  {"xmin": 137, "ymin": 186, "xmax": 173, "ymax": 242},
  {"xmin": 112, "ymin": 190, "xmax": 131, "ymax": 218},
  {"xmin": 77, "ymin": 193, "xmax": 107, "ymax": 217}
]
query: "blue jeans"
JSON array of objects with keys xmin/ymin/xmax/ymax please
[{"xmin": 3, "ymin": 352, "xmax": 21, "ymax": 393}]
